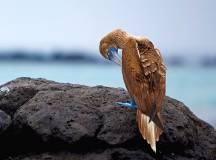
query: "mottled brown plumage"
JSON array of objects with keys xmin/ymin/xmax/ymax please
[{"xmin": 99, "ymin": 29, "xmax": 166, "ymax": 152}]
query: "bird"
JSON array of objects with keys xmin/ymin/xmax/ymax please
[{"xmin": 99, "ymin": 29, "xmax": 166, "ymax": 152}]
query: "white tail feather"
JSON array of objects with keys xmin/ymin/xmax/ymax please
[{"xmin": 137, "ymin": 109, "xmax": 163, "ymax": 152}]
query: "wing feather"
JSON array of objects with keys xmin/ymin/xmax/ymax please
[{"xmin": 136, "ymin": 39, "xmax": 166, "ymax": 116}]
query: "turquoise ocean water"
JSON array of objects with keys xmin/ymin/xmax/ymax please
[{"xmin": 0, "ymin": 61, "xmax": 216, "ymax": 127}]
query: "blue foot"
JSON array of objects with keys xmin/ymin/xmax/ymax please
[{"xmin": 116, "ymin": 100, "xmax": 137, "ymax": 109}]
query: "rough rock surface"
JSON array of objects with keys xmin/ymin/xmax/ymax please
[
  {"xmin": 0, "ymin": 110, "xmax": 11, "ymax": 134},
  {"xmin": 0, "ymin": 77, "xmax": 215, "ymax": 160}
]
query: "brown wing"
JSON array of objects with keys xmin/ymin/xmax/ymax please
[
  {"xmin": 122, "ymin": 38, "xmax": 166, "ymax": 128},
  {"xmin": 137, "ymin": 40, "xmax": 166, "ymax": 115}
]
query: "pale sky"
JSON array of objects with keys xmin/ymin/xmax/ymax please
[{"xmin": 0, "ymin": 0, "xmax": 216, "ymax": 55}]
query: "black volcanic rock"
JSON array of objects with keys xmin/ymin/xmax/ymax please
[
  {"xmin": 0, "ymin": 78, "xmax": 215, "ymax": 160},
  {"xmin": 0, "ymin": 110, "xmax": 11, "ymax": 134}
]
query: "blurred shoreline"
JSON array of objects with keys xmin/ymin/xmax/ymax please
[
  {"xmin": 0, "ymin": 51, "xmax": 215, "ymax": 128},
  {"xmin": 0, "ymin": 50, "xmax": 216, "ymax": 67}
]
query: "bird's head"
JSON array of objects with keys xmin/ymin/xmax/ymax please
[{"xmin": 99, "ymin": 29, "xmax": 128, "ymax": 66}]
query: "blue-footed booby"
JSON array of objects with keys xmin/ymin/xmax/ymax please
[{"xmin": 99, "ymin": 29, "xmax": 166, "ymax": 152}]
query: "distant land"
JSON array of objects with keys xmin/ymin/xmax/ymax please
[{"xmin": 0, "ymin": 50, "xmax": 216, "ymax": 67}]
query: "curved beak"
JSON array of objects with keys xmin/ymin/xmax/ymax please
[{"xmin": 108, "ymin": 47, "xmax": 122, "ymax": 66}]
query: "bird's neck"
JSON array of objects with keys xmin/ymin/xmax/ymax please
[
  {"xmin": 111, "ymin": 32, "xmax": 129, "ymax": 49},
  {"xmin": 114, "ymin": 37, "xmax": 128, "ymax": 49}
]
